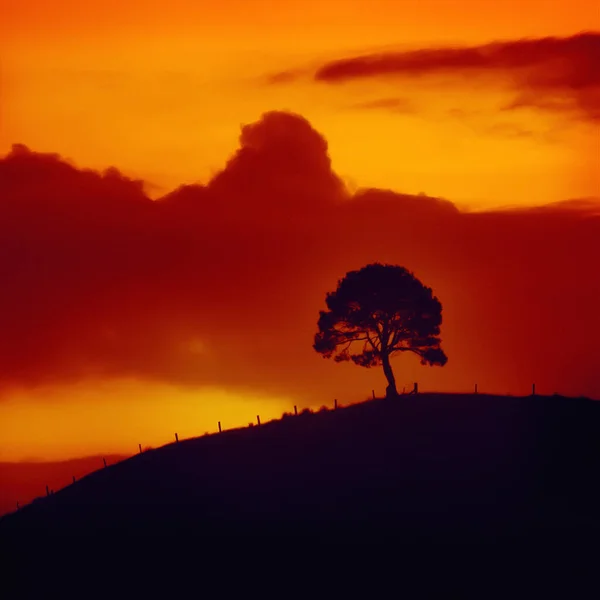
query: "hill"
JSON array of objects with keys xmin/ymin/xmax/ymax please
[
  {"xmin": 1, "ymin": 393, "xmax": 599, "ymax": 545},
  {"xmin": 0, "ymin": 454, "xmax": 129, "ymax": 517}
]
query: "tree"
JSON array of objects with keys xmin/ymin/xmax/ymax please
[{"xmin": 313, "ymin": 263, "xmax": 447, "ymax": 399}]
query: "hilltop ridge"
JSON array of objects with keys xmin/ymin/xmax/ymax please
[{"xmin": 1, "ymin": 393, "xmax": 599, "ymax": 543}]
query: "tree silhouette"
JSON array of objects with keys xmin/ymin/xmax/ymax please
[{"xmin": 314, "ymin": 263, "xmax": 448, "ymax": 398}]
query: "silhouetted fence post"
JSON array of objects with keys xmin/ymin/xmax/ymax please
[
  {"xmin": 372, "ymin": 390, "xmax": 375, "ymax": 400},
  {"xmin": 294, "ymin": 405, "xmax": 298, "ymax": 416},
  {"xmin": 103, "ymin": 458, "xmax": 107, "ymax": 468},
  {"xmin": 175, "ymin": 433, "xmax": 179, "ymax": 443},
  {"xmin": 218, "ymin": 421, "xmax": 222, "ymax": 433},
  {"xmin": 334, "ymin": 399, "xmax": 338, "ymax": 410},
  {"xmin": 532, "ymin": 383, "xmax": 536, "ymax": 396},
  {"xmin": 475, "ymin": 384, "xmax": 478, "ymax": 395},
  {"xmin": 139, "ymin": 443, "xmax": 142, "ymax": 454},
  {"xmin": 257, "ymin": 415, "xmax": 261, "ymax": 426},
  {"xmin": 414, "ymin": 383, "xmax": 419, "ymax": 394},
  {"xmin": 46, "ymin": 485, "xmax": 50, "ymax": 497}
]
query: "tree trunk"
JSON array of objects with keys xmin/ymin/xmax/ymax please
[{"xmin": 381, "ymin": 352, "xmax": 398, "ymax": 399}]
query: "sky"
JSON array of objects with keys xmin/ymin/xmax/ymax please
[{"xmin": 0, "ymin": 0, "xmax": 599, "ymax": 483}]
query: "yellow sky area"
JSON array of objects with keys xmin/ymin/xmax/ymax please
[
  {"xmin": 0, "ymin": 380, "xmax": 296, "ymax": 462},
  {"xmin": 0, "ymin": 351, "xmax": 555, "ymax": 462},
  {"xmin": 2, "ymin": 59, "xmax": 596, "ymax": 208},
  {"xmin": 2, "ymin": 0, "xmax": 599, "ymax": 208}
]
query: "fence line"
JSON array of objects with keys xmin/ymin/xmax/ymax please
[{"xmin": 18, "ymin": 382, "xmax": 550, "ymax": 513}]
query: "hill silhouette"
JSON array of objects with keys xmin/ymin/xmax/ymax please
[
  {"xmin": 1, "ymin": 393, "xmax": 599, "ymax": 545},
  {"xmin": 0, "ymin": 454, "xmax": 129, "ymax": 517}
]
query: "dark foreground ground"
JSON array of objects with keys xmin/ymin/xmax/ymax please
[
  {"xmin": 2, "ymin": 393, "xmax": 599, "ymax": 594},
  {"xmin": 1, "ymin": 392, "xmax": 598, "ymax": 546}
]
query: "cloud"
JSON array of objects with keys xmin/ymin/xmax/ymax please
[
  {"xmin": 264, "ymin": 68, "xmax": 310, "ymax": 85},
  {"xmin": 1, "ymin": 111, "xmax": 599, "ymax": 401},
  {"xmin": 277, "ymin": 32, "xmax": 600, "ymax": 122}
]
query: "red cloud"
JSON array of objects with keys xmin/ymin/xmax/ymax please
[
  {"xmin": 1, "ymin": 111, "xmax": 599, "ymax": 401},
  {"xmin": 275, "ymin": 32, "xmax": 600, "ymax": 121}
]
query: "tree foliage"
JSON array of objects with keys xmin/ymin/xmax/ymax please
[{"xmin": 313, "ymin": 263, "xmax": 447, "ymax": 397}]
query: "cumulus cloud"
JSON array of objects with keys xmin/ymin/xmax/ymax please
[
  {"xmin": 276, "ymin": 32, "xmax": 600, "ymax": 122},
  {"xmin": 1, "ymin": 111, "xmax": 599, "ymax": 401}
]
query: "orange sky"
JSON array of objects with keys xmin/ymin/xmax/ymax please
[
  {"xmin": 0, "ymin": 0, "xmax": 599, "ymax": 465},
  {"xmin": 2, "ymin": 0, "xmax": 599, "ymax": 205}
]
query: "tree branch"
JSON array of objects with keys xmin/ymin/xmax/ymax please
[
  {"xmin": 366, "ymin": 332, "xmax": 380, "ymax": 352},
  {"xmin": 390, "ymin": 345, "xmax": 422, "ymax": 355},
  {"xmin": 337, "ymin": 334, "xmax": 370, "ymax": 355}
]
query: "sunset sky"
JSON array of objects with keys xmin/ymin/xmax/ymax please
[{"xmin": 0, "ymin": 0, "xmax": 599, "ymax": 497}]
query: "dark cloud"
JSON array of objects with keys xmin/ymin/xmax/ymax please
[
  {"xmin": 276, "ymin": 32, "xmax": 600, "ymax": 122},
  {"xmin": 1, "ymin": 111, "xmax": 599, "ymax": 401}
]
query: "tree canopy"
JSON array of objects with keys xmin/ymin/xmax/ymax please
[{"xmin": 313, "ymin": 263, "xmax": 447, "ymax": 398}]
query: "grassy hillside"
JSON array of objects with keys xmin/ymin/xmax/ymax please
[{"xmin": 1, "ymin": 393, "xmax": 598, "ymax": 544}]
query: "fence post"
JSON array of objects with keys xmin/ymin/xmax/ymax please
[
  {"xmin": 294, "ymin": 405, "xmax": 298, "ymax": 416},
  {"xmin": 334, "ymin": 399, "xmax": 338, "ymax": 410},
  {"xmin": 139, "ymin": 443, "xmax": 142, "ymax": 454},
  {"xmin": 175, "ymin": 433, "xmax": 179, "ymax": 443},
  {"xmin": 218, "ymin": 421, "xmax": 222, "ymax": 433},
  {"xmin": 257, "ymin": 415, "xmax": 261, "ymax": 426},
  {"xmin": 46, "ymin": 485, "xmax": 50, "ymax": 497},
  {"xmin": 372, "ymin": 389, "xmax": 375, "ymax": 400},
  {"xmin": 532, "ymin": 383, "xmax": 536, "ymax": 396},
  {"xmin": 103, "ymin": 458, "xmax": 107, "ymax": 468},
  {"xmin": 475, "ymin": 383, "xmax": 478, "ymax": 394}
]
